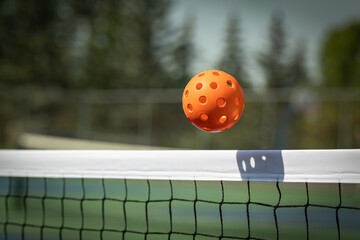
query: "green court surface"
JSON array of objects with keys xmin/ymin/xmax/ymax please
[{"xmin": 1, "ymin": 178, "xmax": 360, "ymax": 240}]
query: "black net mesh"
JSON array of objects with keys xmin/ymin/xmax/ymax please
[{"xmin": 0, "ymin": 177, "xmax": 360, "ymax": 240}]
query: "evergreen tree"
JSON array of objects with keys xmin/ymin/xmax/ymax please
[
  {"xmin": 77, "ymin": 0, "xmax": 174, "ymax": 89},
  {"xmin": 287, "ymin": 40, "xmax": 309, "ymax": 87},
  {"xmin": 217, "ymin": 15, "xmax": 247, "ymax": 87},
  {"xmin": 167, "ymin": 15, "xmax": 195, "ymax": 87},
  {"xmin": 0, "ymin": 0, "xmax": 75, "ymax": 88},
  {"xmin": 320, "ymin": 22, "xmax": 360, "ymax": 87},
  {"xmin": 121, "ymin": 0, "xmax": 173, "ymax": 88},
  {"xmin": 258, "ymin": 12, "xmax": 287, "ymax": 88},
  {"xmin": 78, "ymin": 0, "xmax": 127, "ymax": 88}
]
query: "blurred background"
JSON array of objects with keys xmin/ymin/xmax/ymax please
[{"xmin": 0, "ymin": 0, "xmax": 359, "ymax": 150}]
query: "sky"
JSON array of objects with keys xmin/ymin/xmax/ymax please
[{"xmin": 171, "ymin": 0, "xmax": 360, "ymax": 86}]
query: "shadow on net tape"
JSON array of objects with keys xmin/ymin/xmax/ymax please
[{"xmin": 236, "ymin": 150, "xmax": 284, "ymax": 182}]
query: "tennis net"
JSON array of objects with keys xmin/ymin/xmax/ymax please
[{"xmin": 0, "ymin": 150, "xmax": 359, "ymax": 240}]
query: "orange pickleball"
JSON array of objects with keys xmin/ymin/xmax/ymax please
[{"xmin": 182, "ymin": 70, "xmax": 245, "ymax": 132}]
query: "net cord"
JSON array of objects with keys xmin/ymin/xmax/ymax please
[{"xmin": 1, "ymin": 150, "xmax": 360, "ymax": 183}]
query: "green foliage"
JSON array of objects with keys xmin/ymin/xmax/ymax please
[
  {"xmin": 258, "ymin": 12, "xmax": 311, "ymax": 88},
  {"xmin": 258, "ymin": 12, "xmax": 288, "ymax": 88},
  {"xmin": 76, "ymin": 1, "xmax": 127, "ymax": 88},
  {"xmin": 73, "ymin": 0, "xmax": 175, "ymax": 88},
  {"xmin": 0, "ymin": 0, "xmax": 176, "ymax": 89},
  {"xmin": 287, "ymin": 40, "xmax": 309, "ymax": 87},
  {"xmin": 217, "ymin": 15, "xmax": 248, "ymax": 87},
  {"xmin": 321, "ymin": 22, "xmax": 360, "ymax": 87},
  {"xmin": 117, "ymin": 0, "xmax": 173, "ymax": 88},
  {"xmin": 166, "ymin": 15, "xmax": 195, "ymax": 88},
  {"xmin": 0, "ymin": 0, "xmax": 177, "ymax": 146},
  {"xmin": 0, "ymin": 0, "xmax": 71, "ymax": 88}
]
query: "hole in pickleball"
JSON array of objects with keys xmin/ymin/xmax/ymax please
[
  {"xmin": 187, "ymin": 104, "xmax": 193, "ymax": 112},
  {"xmin": 196, "ymin": 83, "xmax": 203, "ymax": 90},
  {"xmin": 219, "ymin": 116, "xmax": 227, "ymax": 124},
  {"xmin": 199, "ymin": 96, "xmax": 207, "ymax": 104},
  {"xmin": 198, "ymin": 73, "xmax": 205, "ymax": 77},
  {"xmin": 226, "ymin": 80, "xmax": 233, "ymax": 87},
  {"xmin": 200, "ymin": 113, "xmax": 208, "ymax": 121},
  {"xmin": 213, "ymin": 72, "xmax": 220, "ymax": 76},
  {"xmin": 212, "ymin": 72, "xmax": 220, "ymax": 76},
  {"xmin": 185, "ymin": 90, "xmax": 189, "ymax": 97},
  {"xmin": 216, "ymin": 98, "xmax": 226, "ymax": 108},
  {"xmin": 210, "ymin": 82, "xmax": 218, "ymax": 89}
]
